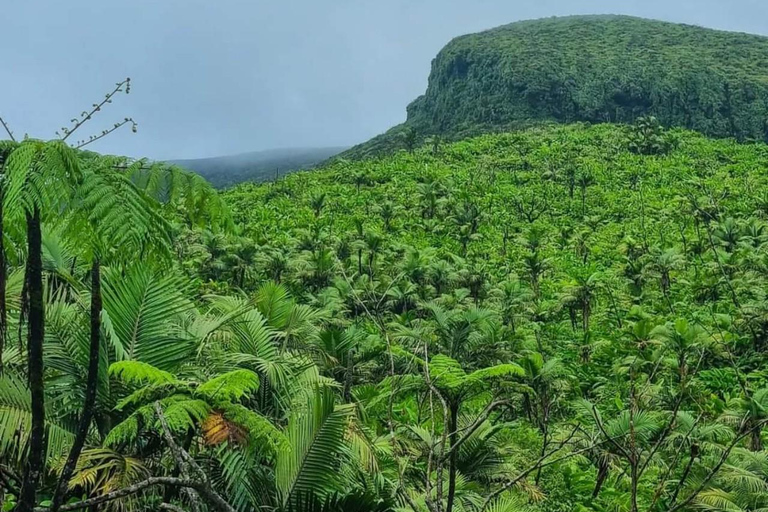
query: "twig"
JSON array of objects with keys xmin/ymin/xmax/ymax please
[
  {"xmin": 159, "ymin": 504, "xmax": 187, "ymax": 512},
  {"xmin": 423, "ymin": 345, "xmax": 450, "ymax": 512},
  {"xmin": 647, "ymin": 413, "xmax": 702, "ymax": 511},
  {"xmin": 154, "ymin": 402, "xmax": 236, "ymax": 512},
  {"xmin": 33, "ymin": 477, "xmax": 196, "ymax": 512},
  {"xmin": 60, "ymin": 78, "xmax": 130, "ymax": 142},
  {"xmin": 440, "ymin": 399, "xmax": 508, "ymax": 462},
  {"xmin": 666, "ymin": 416, "xmax": 768, "ymax": 512},
  {"xmin": 479, "ymin": 425, "xmax": 580, "ymax": 512},
  {"xmin": 154, "ymin": 402, "xmax": 203, "ymax": 512},
  {"xmin": 0, "ymin": 116, "xmax": 15, "ymax": 142},
  {"xmin": 75, "ymin": 118, "xmax": 137, "ymax": 149},
  {"xmin": 592, "ymin": 404, "xmax": 631, "ymax": 460}
]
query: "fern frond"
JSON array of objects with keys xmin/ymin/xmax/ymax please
[
  {"xmin": 197, "ymin": 369, "xmax": 260, "ymax": 403},
  {"xmin": 109, "ymin": 360, "xmax": 176, "ymax": 386}
]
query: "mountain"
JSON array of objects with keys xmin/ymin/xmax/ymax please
[
  {"xmin": 342, "ymin": 15, "xmax": 768, "ymax": 159},
  {"xmin": 170, "ymin": 147, "xmax": 346, "ymax": 188}
]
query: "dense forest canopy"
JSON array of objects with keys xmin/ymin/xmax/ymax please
[
  {"xmin": 343, "ymin": 16, "xmax": 768, "ymax": 159},
  {"xmin": 4, "ymin": 120, "xmax": 767, "ymax": 511}
]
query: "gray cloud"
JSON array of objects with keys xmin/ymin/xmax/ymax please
[{"xmin": 2, "ymin": 0, "xmax": 767, "ymax": 160}]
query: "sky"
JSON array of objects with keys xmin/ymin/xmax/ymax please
[{"xmin": 2, "ymin": 0, "xmax": 768, "ymax": 160}]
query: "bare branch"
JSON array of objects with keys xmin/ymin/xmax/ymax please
[
  {"xmin": 479, "ymin": 425, "xmax": 580, "ymax": 512},
  {"xmin": 60, "ymin": 78, "xmax": 131, "ymax": 142},
  {"xmin": 647, "ymin": 413, "xmax": 703, "ymax": 511},
  {"xmin": 440, "ymin": 399, "xmax": 508, "ymax": 462},
  {"xmin": 666, "ymin": 417, "xmax": 768, "ymax": 512},
  {"xmin": 33, "ymin": 477, "xmax": 196, "ymax": 512},
  {"xmin": 154, "ymin": 402, "xmax": 236, "ymax": 512},
  {"xmin": 75, "ymin": 118, "xmax": 137, "ymax": 149},
  {"xmin": 423, "ymin": 345, "xmax": 450, "ymax": 512},
  {"xmin": 638, "ymin": 386, "xmax": 689, "ymax": 478},
  {"xmin": 0, "ymin": 115, "xmax": 15, "ymax": 142},
  {"xmin": 154, "ymin": 402, "xmax": 203, "ymax": 512},
  {"xmin": 592, "ymin": 404, "xmax": 631, "ymax": 460}
]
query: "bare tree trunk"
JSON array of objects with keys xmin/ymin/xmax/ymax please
[
  {"xmin": 357, "ymin": 250, "xmax": 362, "ymax": 276},
  {"xmin": 750, "ymin": 424, "xmax": 763, "ymax": 452},
  {"xmin": 535, "ymin": 425, "xmax": 549, "ymax": 485},
  {"xmin": 343, "ymin": 354, "xmax": 354, "ymax": 402},
  {"xmin": 163, "ymin": 429, "xmax": 195, "ymax": 504},
  {"xmin": 0, "ymin": 154, "xmax": 7, "ymax": 369},
  {"xmin": 629, "ymin": 374, "xmax": 639, "ymax": 512},
  {"xmin": 630, "ymin": 460, "xmax": 639, "ymax": 512},
  {"xmin": 535, "ymin": 396, "xmax": 550, "ymax": 485},
  {"xmin": 446, "ymin": 402, "xmax": 459, "ymax": 512},
  {"xmin": 0, "ymin": 188, "xmax": 5, "ymax": 368},
  {"xmin": 592, "ymin": 460, "xmax": 608, "ymax": 497},
  {"xmin": 583, "ymin": 301, "xmax": 591, "ymax": 332},
  {"xmin": 18, "ymin": 208, "xmax": 46, "ymax": 512},
  {"xmin": 51, "ymin": 259, "xmax": 102, "ymax": 512}
]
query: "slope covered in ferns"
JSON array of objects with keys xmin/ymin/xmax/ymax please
[{"xmin": 7, "ymin": 121, "xmax": 768, "ymax": 511}]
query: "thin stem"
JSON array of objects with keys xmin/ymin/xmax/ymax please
[
  {"xmin": 0, "ymin": 116, "xmax": 15, "ymax": 142},
  {"xmin": 50, "ymin": 260, "xmax": 102, "ymax": 512},
  {"xmin": 33, "ymin": 477, "xmax": 197, "ymax": 512},
  {"xmin": 75, "ymin": 118, "xmax": 137, "ymax": 149},
  {"xmin": 18, "ymin": 207, "xmax": 46, "ymax": 512},
  {"xmin": 61, "ymin": 78, "xmax": 130, "ymax": 142}
]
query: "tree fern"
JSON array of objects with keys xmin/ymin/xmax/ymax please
[
  {"xmin": 197, "ymin": 369, "xmax": 260, "ymax": 402},
  {"xmin": 109, "ymin": 361, "xmax": 176, "ymax": 386},
  {"xmin": 120, "ymin": 159, "xmax": 232, "ymax": 232},
  {"xmin": 3, "ymin": 139, "xmax": 81, "ymax": 223}
]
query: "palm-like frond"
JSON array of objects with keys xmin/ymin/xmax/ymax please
[
  {"xmin": 56, "ymin": 448, "xmax": 149, "ymax": 512},
  {"xmin": 483, "ymin": 495, "xmax": 533, "ymax": 512},
  {"xmin": 276, "ymin": 387, "xmax": 355, "ymax": 506},
  {"xmin": 694, "ymin": 488, "xmax": 745, "ymax": 511},
  {"xmin": 0, "ymin": 370, "xmax": 74, "ymax": 464},
  {"xmin": 122, "ymin": 159, "xmax": 232, "ymax": 232},
  {"xmin": 197, "ymin": 369, "xmax": 260, "ymax": 402},
  {"xmin": 103, "ymin": 265, "xmax": 195, "ymax": 369}
]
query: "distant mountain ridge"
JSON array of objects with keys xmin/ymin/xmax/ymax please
[
  {"xmin": 341, "ymin": 15, "xmax": 768, "ymax": 159},
  {"xmin": 170, "ymin": 147, "xmax": 346, "ymax": 188}
]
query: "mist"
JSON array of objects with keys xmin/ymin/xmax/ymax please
[{"xmin": 2, "ymin": 0, "xmax": 767, "ymax": 159}]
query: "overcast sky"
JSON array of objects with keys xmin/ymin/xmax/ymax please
[{"xmin": 2, "ymin": 0, "xmax": 768, "ymax": 160}]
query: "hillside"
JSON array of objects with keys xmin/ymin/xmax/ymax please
[
  {"xmin": 342, "ymin": 15, "xmax": 768, "ymax": 159},
  {"xmin": 170, "ymin": 146, "xmax": 345, "ymax": 188},
  {"xmin": 217, "ymin": 123, "xmax": 768, "ymax": 510},
  {"xmin": 10, "ymin": 119, "xmax": 768, "ymax": 509}
]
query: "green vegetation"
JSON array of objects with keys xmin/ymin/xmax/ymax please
[
  {"xmin": 8, "ymin": 81, "xmax": 768, "ymax": 511},
  {"xmin": 343, "ymin": 15, "xmax": 768, "ymax": 159},
  {"xmin": 170, "ymin": 147, "xmax": 346, "ymax": 189}
]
